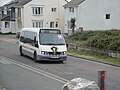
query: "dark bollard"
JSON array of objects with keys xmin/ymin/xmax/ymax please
[{"xmin": 98, "ymin": 71, "xmax": 106, "ymax": 90}]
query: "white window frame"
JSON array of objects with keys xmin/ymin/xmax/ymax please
[
  {"xmin": 55, "ymin": 22, "xmax": 58, "ymax": 28},
  {"xmin": 67, "ymin": 21, "xmax": 71, "ymax": 29},
  {"xmin": 69, "ymin": 7, "xmax": 74, "ymax": 12},
  {"xmin": 32, "ymin": 20, "xmax": 43, "ymax": 28},
  {"xmin": 5, "ymin": 21, "xmax": 10, "ymax": 28},
  {"xmin": 51, "ymin": 8, "xmax": 57, "ymax": 12},
  {"xmin": 18, "ymin": 8, "xmax": 21, "ymax": 18},
  {"xmin": 32, "ymin": 7, "xmax": 43, "ymax": 15},
  {"xmin": 50, "ymin": 21, "xmax": 59, "ymax": 28},
  {"xmin": 106, "ymin": 14, "xmax": 110, "ymax": 19},
  {"xmin": 50, "ymin": 22, "xmax": 54, "ymax": 28}
]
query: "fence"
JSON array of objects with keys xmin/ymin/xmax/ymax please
[{"xmin": 68, "ymin": 44, "xmax": 120, "ymax": 58}]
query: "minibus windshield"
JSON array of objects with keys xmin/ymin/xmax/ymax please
[{"xmin": 40, "ymin": 33, "xmax": 65, "ymax": 45}]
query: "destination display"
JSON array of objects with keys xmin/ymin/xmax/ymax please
[{"xmin": 40, "ymin": 29, "xmax": 61, "ymax": 34}]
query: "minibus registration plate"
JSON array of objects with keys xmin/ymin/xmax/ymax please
[{"xmin": 51, "ymin": 56, "xmax": 59, "ymax": 59}]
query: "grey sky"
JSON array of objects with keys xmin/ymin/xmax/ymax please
[{"xmin": 0, "ymin": 0, "xmax": 11, "ymax": 6}]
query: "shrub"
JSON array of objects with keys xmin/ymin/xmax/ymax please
[
  {"xmin": 69, "ymin": 31, "xmax": 95, "ymax": 41},
  {"xmin": 108, "ymin": 36, "xmax": 120, "ymax": 51},
  {"xmin": 67, "ymin": 30, "xmax": 120, "ymax": 51}
]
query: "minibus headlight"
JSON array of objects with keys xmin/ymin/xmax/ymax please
[
  {"xmin": 63, "ymin": 51, "xmax": 67, "ymax": 55},
  {"xmin": 41, "ymin": 51, "xmax": 45, "ymax": 54},
  {"xmin": 41, "ymin": 51, "xmax": 48, "ymax": 55},
  {"xmin": 61, "ymin": 51, "xmax": 67, "ymax": 55}
]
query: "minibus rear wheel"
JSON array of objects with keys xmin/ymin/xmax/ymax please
[
  {"xmin": 20, "ymin": 46, "xmax": 24, "ymax": 56},
  {"xmin": 34, "ymin": 51, "xmax": 38, "ymax": 63}
]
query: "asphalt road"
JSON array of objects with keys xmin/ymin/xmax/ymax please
[
  {"xmin": 0, "ymin": 35, "xmax": 120, "ymax": 90},
  {"xmin": 0, "ymin": 56, "xmax": 65, "ymax": 90}
]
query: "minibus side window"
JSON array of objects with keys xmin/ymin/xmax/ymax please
[
  {"xmin": 26, "ymin": 31, "xmax": 32, "ymax": 44},
  {"xmin": 20, "ymin": 31, "xmax": 38, "ymax": 47},
  {"xmin": 23, "ymin": 31, "xmax": 28, "ymax": 43}
]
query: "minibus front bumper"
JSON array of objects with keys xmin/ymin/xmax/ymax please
[{"xmin": 37, "ymin": 55, "xmax": 67, "ymax": 61}]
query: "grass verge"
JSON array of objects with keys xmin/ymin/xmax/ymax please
[{"xmin": 68, "ymin": 48, "xmax": 120, "ymax": 67}]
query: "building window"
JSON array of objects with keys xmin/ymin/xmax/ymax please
[
  {"xmin": 50, "ymin": 22, "xmax": 58, "ymax": 28},
  {"xmin": 69, "ymin": 7, "xmax": 74, "ymax": 12},
  {"xmin": 67, "ymin": 21, "xmax": 71, "ymax": 29},
  {"xmin": 32, "ymin": 20, "xmax": 43, "ymax": 28},
  {"xmin": 51, "ymin": 8, "xmax": 57, "ymax": 12},
  {"xmin": 5, "ymin": 22, "xmax": 10, "ymax": 28},
  {"xmin": 18, "ymin": 8, "xmax": 21, "ymax": 18},
  {"xmin": 32, "ymin": 7, "xmax": 43, "ymax": 15},
  {"xmin": 56, "ymin": 22, "xmax": 58, "ymax": 27},
  {"xmin": 18, "ymin": 20, "xmax": 22, "ymax": 28},
  {"xmin": 50, "ymin": 22, "xmax": 54, "ymax": 28},
  {"xmin": 106, "ymin": 14, "xmax": 110, "ymax": 19}
]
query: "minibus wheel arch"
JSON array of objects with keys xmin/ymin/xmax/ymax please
[
  {"xmin": 19, "ymin": 46, "xmax": 24, "ymax": 56},
  {"xmin": 34, "ymin": 51, "xmax": 38, "ymax": 62}
]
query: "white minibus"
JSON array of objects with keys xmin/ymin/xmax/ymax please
[{"xmin": 19, "ymin": 28, "xmax": 67, "ymax": 62}]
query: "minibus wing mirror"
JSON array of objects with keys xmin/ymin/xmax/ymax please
[
  {"xmin": 35, "ymin": 43, "xmax": 39, "ymax": 48},
  {"xmin": 34, "ymin": 37, "xmax": 36, "ymax": 42},
  {"xmin": 34, "ymin": 37, "xmax": 39, "ymax": 48}
]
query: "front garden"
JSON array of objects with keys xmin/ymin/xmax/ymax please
[{"xmin": 66, "ymin": 29, "xmax": 120, "ymax": 66}]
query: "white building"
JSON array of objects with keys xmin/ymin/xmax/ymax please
[
  {"xmin": 64, "ymin": 0, "xmax": 120, "ymax": 34},
  {"xmin": 15, "ymin": 0, "xmax": 67, "ymax": 32},
  {"xmin": 0, "ymin": 1, "xmax": 17, "ymax": 33}
]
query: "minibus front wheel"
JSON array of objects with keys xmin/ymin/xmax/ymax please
[{"xmin": 34, "ymin": 51, "xmax": 38, "ymax": 63}]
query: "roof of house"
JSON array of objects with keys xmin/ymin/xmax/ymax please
[
  {"xmin": 16, "ymin": 0, "xmax": 32, "ymax": 6},
  {"xmin": 63, "ymin": 0, "xmax": 85, "ymax": 8},
  {"xmin": 14, "ymin": 0, "xmax": 32, "ymax": 7},
  {"xmin": 3, "ymin": 0, "xmax": 19, "ymax": 8},
  {"xmin": 1, "ymin": 0, "xmax": 31, "ymax": 8}
]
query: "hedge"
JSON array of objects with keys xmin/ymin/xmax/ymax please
[{"xmin": 67, "ymin": 29, "xmax": 120, "ymax": 51}]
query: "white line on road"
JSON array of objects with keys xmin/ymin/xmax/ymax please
[
  {"xmin": 0, "ymin": 57, "xmax": 12, "ymax": 64},
  {"xmin": 0, "ymin": 56, "xmax": 68, "ymax": 84}
]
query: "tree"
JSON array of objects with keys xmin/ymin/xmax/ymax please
[{"xmin": 70, "ymin": 18, "xmax": 76, "ymax": 33}]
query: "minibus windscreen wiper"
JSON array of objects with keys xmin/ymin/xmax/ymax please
[
  {"xmin": 57, "ymin": 43, "xmax": 65, "ymax": 45},
  {"xmin": 42, "ymin": 43, "xmax": 56, "ymax": 45}
]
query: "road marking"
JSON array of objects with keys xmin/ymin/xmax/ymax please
[
  {"xmin": 0, "ymin": 56, "xmax": 68, "ymax": 84},
  {"xmin": 63, "ymin": 72, "xmax": 73, "ymax": 75},
  {"xmin": 0, "ymin": 57, "xmax": 12, "ymax": 64}
]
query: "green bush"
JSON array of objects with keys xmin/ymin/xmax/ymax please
[
  {"xmin": 69, "ymin": 31, "xmax": 95, "ymax": 41},
  {"xmin": 67, "ymin": 29, "xmax": 120, "ymax": 51},
  {"xmin": 108, "ymin": 36, "xmax": 120, "ymax": 51}
]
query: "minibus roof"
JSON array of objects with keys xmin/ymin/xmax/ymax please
[{"xmin": 21, "ymin": 28, "xmax": 61, "ymax": 33}]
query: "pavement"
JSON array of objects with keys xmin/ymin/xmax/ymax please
[
  {"xmin": 0, "ymin": 35, "xmax": 18, "ymax": 90},
  {"xmin": 0, "ymin": 34, "xmax": 18, "ymax": 44},
  {"xmin": 0, "ymin": 86, "xmax": 6, "ymax": 90},
  {"xmin": 0, "ymin": 84, "xmax": 6, "ymax": 90}
]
